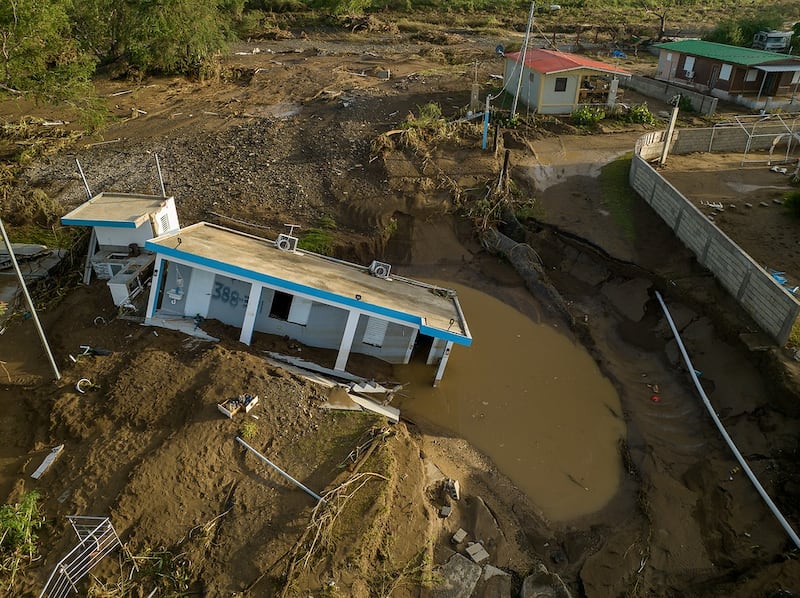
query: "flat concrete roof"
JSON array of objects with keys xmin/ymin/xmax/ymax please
[
  {"xmin": 146, "ymin": 222, "xmax": 471, "ymax": 345},
  {"xmin": 61, "ymin": 192, "xmax": 172, "ymax": 229}
]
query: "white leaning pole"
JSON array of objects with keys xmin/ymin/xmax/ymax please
[
  {"xmin": 0, "ymin": 215, "xmax": 61, "ymax": 380},
  {"xmin": 510, "ymin": 0, "xmax": 535, "ymax": 120}
]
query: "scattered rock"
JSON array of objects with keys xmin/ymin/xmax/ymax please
[
  {"xmin": 466, "ymin": 541, "xmax": 490, "ymax": 564},
  {"xmin": 760, "ymin": 201, "xmax": 770, "ymax": 207},
  {"xmin": 440, "ymin": 504, "xmax": 452, "ymax": 518},
  {"xmin": 744, "ymin": 202, "xmax": 753, "ymax": 208},
  {"xmin": 521, "ymin": 563, "xmax": 573, "ymax": 598},
  {"xmin": 475, "ymin": 565, "xmax": 513, "ymax": 598},
  {"xmin": 452, "ymin": 528, "xmax": 468, "ymax": 544},
  {"xmin": 433, "ymin": 553, "xmax": 482, "ymax": 598}
]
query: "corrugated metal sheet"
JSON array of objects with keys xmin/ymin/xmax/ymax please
[
  {"xmin": 655, "ymin": 40, "xmax": 798, "ymax": 66},
  {"xmin": 504, "ymin": 49, "xmax": 630, "ymax": 76}
]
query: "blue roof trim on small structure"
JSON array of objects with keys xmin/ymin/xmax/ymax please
[
  {"xmin": 60, "ymin": 218, "xmax": 138, "ymax": 228},
  {"xmin": 145, "ymin": 240, "xmax": 472, "ymax": 346}
]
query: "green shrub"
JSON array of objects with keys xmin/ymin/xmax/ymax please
[
  {"xmin": 240, "ymin": 419, "xmax": 258, "ymax": 440},
  {"xmin": 621, "ymin": 103, "xmax": 657, "ymax": 125},
  {"xmin": 0, "ymin": 491, "xmax": 44, "ymax": 589},
  {"xmin": 299, "ymin": 219, "xmax": 336, "ymax": 255},
  {"xmin": 571, "ymin": 105, "xmax": 605, "ymax": 126},
  {"xmin": 785, "ymin": 190, "xmax": 800, "ymax": 217}
]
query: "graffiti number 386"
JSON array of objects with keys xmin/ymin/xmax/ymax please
[{"xmin": 212, "ymin": 282, "xmax": 241, "ymax": 307}]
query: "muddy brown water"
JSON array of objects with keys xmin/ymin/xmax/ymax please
[{"xmin": 396, "ymin": 282, "xmax": 626, "ymax": 522}]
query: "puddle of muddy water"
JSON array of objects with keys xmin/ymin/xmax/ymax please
[{"xmin": 396, "ymin": 282, "xmax": 626, "ymax": 522}]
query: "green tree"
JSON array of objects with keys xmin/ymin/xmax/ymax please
[
  {"xmin": 312, "ymin": 0, "xmax": 374, "ymax": 16},
  {"xmin": 114, "ymin": 0, "xmax": 235, "ymax": 74},
  {"xmin": 0, "ymin": 0, "xmax": 96, "ymax": 101},
  {"xmin": 704, "ymin": 15, "xmax": 784, "ymax": 47},
  {"xmin": 68, "ymin": 0, "xmax": 121, "ymax": 64}
]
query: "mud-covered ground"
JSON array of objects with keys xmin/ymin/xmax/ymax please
[{"xmin": 2, "ymin": 27, "xmax": 800, "ymax": 597}]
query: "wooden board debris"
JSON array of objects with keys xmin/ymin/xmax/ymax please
[{"xmin": 31, "ymin": 445, "xmax": 64, "ymax": 479}]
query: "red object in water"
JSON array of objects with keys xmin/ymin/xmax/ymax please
[{"xmin": 650, "ymin": 395, "xmax": 661, "ymax": 403}]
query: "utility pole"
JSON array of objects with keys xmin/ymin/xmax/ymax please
[
  {"xmin": 511, "ymin": 1, "xmax": 536, "ymax": 119},
  {"xmin": 0, "ymin": 215, "xmax": 61, "ymax": 380}
]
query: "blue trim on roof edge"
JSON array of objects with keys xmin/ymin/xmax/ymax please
[
  {"xmin": 61, "ymin": 218, "xmax": 137, "ymax": 229},
  {"xmin": 145, "ymin": 241, "xmax": 472, "ymax": 346}
]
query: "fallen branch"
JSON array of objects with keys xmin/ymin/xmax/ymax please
[{"xmin": 278, "ymin": 471, "xmax": 388, "ymax": 597}]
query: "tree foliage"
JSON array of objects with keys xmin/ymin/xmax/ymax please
[
  {"xmin": 0, "ymin": 0, "xmax": 96, "ymax": 101},
  {"xmin": 116, "ymin": 0, "xmax": 236, "ymax": 74},
  {"xmin": 703, "ymin": 14, "xmax": 784, "ymax": 47}
]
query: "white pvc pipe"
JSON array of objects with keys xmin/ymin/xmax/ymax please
[
  {"xmin": 655, "ymin": 290, "xmax": 800, "ymax": 549},
  {"xmin": 0, "ymin": 216, "xmax": 61, "ymax": 380},
  {"xmin": 236, "ymin": 437, "xmax": 324, "ymax": 503}
]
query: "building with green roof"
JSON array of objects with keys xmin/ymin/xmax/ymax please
[{"xmin": 654, "ymin": 39, "xmax": 800, "ymax": 110}]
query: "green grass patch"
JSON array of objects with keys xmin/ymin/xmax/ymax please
[
  {"xmin": 8, "ymin": 224, "xmax": 83, "ymax": 248},
  {"xmin": 299, "ymin": 216, "xmax": 337, "ymax": 255},
  {"xmin": 785, "ymin": 189, "xmax": 800, "ymax": 218},
  {"xmin": 1, "ymin": 490, "xmax": 44, "ymax": 591},
  {"xmin": 598, "ymin": 152, "xmax": 637, "ymax": 242},
  {"xmin": 789, "ymin": 317, "xmax": 800, "ymax": 348}
]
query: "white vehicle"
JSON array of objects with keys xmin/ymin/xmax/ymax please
[{"xmin": 752, "ymin": 30, "xmax": 793, "ymax": 53}]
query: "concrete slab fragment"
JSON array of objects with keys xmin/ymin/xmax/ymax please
[
  {"xmin": 452, "ymin": 528, "xmax": 468, "ymax": 544},
  {"xmin": 466, "ymin": 542, "xmax": 490, "ymax": 564},
  {"xmin": 432, "ymin": 553, "xmax": 482, "ymax": 598},
  {"xmin": 521, "ymin": 563, "xmax": 573, "ymax": 598}
]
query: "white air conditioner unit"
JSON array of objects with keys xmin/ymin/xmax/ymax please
[
  {"xmin": 276, "ymin": 234, "xmax": 298, "ymax": 252},
  {"xmin": 369, "ymin": 260, "xmax": 392, "ymax": 279},
  {"xmin": 684, "ymin": 70, "xmax": 695, "ymax": 79}
]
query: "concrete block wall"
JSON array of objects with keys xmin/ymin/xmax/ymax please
[
  {"xmin": 629, "ymin": 149, "xmax": 800, "ymax": 345},
  {"xmin": 670, "ymin": 124, "xmax": 796, "ymax": 155},
  {"xmin": 621, "ymin": 76, "xmax": 718, "ymax": 115}
]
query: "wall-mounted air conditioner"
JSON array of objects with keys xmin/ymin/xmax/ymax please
[
  {"xmin": 684, "ymin": 70, "xmax": 695, "ymax": 79},
  {"xmin": 368, "ymin": 260, "xmax": 392, "ymax": 279},
  {"xmin": 276, "ymin": 234, "xmax": 298, "ymax": 252}
]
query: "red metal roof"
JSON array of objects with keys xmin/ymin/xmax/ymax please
[{"xmin": 505, "ymin": 49, "xmax": 630, "ymax": 76}]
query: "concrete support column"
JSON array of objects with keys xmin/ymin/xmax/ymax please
[
  {"xmin": 146, "ymin": 255, "xmax": 165, "ymax": 319},
  {"xmin": 433, "ymin": 341, "xmax": 454, "ymax": 387},
  {"xmin": 335, "ymin": 310, "xmax": 360, "ymax": 372},
  {"xmin": 403, "ymin": 327, "xmax": 419, "ymax": 364},
  {"xmin": 239, "ymin": 283, "xmax": 263, "ymax": 345}
]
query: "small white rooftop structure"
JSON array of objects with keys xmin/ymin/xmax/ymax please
[
  {"xmin": 60, "ymin": 192, "xmax": 176, "ymax": 230},
  {"xmin": 60, "ymin": 192, "xmax": 180, "ymax": 307}
]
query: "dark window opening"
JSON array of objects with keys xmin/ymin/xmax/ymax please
[
  {"xmin": 269, "ymin": 291, "xmax": 292, "ymax": 320},
  {"xmin": 410, "ymin": 334, "xmax": 434, "ymax": 363},
  {"xmin": 554, "ymin": 77, "xmax": 567, "ymax": 92}
]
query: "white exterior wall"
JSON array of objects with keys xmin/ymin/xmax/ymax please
[
  {"xmin": 150, "ymin": 258, "xmax": 452, "ymax": 366},
  {"xmin": 539, "ymin": 73, "xmax": 580, "ymax": 114},
  {"xmin": 153, "ymin": 200, "xmax": 180, "ymax": 235},
  {"xmin": 94, "ymin": 222, "xmax": 155, "ymax": 248},
  {"xmin": 503, "ymin": 61, "xmax": 541, "ymax": 112},
  {"xmin": 503, "ymin": 59, "xmax": 522, "ymax": 100},
  {"xmin": 352, "ymin": 318, "xmax": 417, "ymax": 364},
  {"xmin": 184, "ymin": 268, "xmax": 215, "ymax": 317}
]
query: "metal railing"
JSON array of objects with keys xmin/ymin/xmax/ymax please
[{"xmin": 39, "ymin": 516, "xmax": 121, "ymax": 598}]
